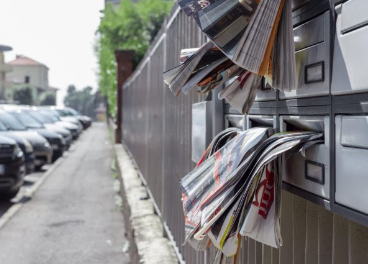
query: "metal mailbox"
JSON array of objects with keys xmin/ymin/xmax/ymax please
[
  {"xmin": 332, "ymin": 1, "xmax": 368, "ymax": 95},
  {"xmin": 192, "ymin": 102, "xmax": 212, "ymax": 163},
  {"xmin": 335, "ymin": 115, "xmax": 368, "ymax": 215},
  {"xmin": 255, "ymin": 79, "xmax": 277, "ymax": 102},
  {"xmin": 224, "ymin": 114, "xmax": 246, "ymax": 130},
  {"xmin": 280, "ymin": 115, "xmax": 330, "ymax": 199},
  {"xmin": 280, "ymin": 11, "xmax": 331, "ymax": 99},
  {"xmin": 246, "ymin": 115, "xmax": 277, "ymax": 130},
  {"xmin": 292, "ymin": 0, "xmax": 313, "ymax": 11}
]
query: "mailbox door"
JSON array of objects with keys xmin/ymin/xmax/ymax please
[
  {"xmin": 280, "ymin": 116, "xmax": 330, "ymax": 199},
  {"xmin": 255, "ymin": 79, "xmax": 277, "ymax": 102},
  {"xmin": 332, "ymin": 1, "xmax": 368, "ymax": 95},
  {"xmin": 335, "ymin": 115, "xmax": 368, "ymax": 214},
  {"xmin": 280, "ymin": 12, "xmax": 331, "ymax": 99}
]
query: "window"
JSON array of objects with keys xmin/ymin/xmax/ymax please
[{"xmin": 25, "ymin": 76, "xmax": 30, "ymax": 83}]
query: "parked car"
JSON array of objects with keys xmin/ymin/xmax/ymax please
[
  {"xmin": 28, "ymin": 109, "xmax": 81, "ymax": 140},
  {"xmin": 19, "ymin": 109, "xmax": 73, "ymax": 150},
  {"xmin": 8, "ymin": 110, "xmax": 66, "ymax": 162},
  {"xmin": 38, "ymin": 107, "xmax": 83, "ymax": 134},
  {"xmin": 0, "ymin": 135, "xmax": 25, "ymax": 200},
  {"xmin": 0, "ymin": 121, "xmax": 35, "ymax": 174},
  {"xmin": 0, "ymin": 110, "xmax": 52, "ymax": 170},
  {"xmin": 55, "ymin": 107, "xmax": 92, "ymax": 129}
]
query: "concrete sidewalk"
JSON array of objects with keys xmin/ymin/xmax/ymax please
[{"xmin": 0, "ymin": 123, "xmax": 129, "ymax": 264}]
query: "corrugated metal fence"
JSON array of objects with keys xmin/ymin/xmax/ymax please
[{"xmin": 121, "ymin": 3, "xmax": 368, "ymax": 264}]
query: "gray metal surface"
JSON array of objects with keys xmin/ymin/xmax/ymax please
[
  {"xmin": 280, "ymin": 115, "xmax": 330, "ymax": 199},
  {"xmin": 224, "ymin": 114, "xmax": 246, "ymax": 130},
  {"xmin": 292, "ymin": 0, "xmax": 312, "ymax": 11},
  {"xmin": 332, "ymin": 3, "xmax": 368, "ymax": 95},
  {"xmin": 280, "ymin": 11, "xmax": 331, "ymax": 99},
  {"xmin": 335, "ymin": 115, "xmax": 368, "ymax": 215},
  {"xmin": 255, "ymin": 84, "xmax": 277, "ymax": 102},
  {"xmin": 192, "ymin": 102, "xmax": 212, "ymax": 163},
  {"xmin": 123, "ymin": 6, "xmax": 208, "ymax": 263},
  {"xmin": 246, "ymin": 115, "xmax": 277, "ymax": 129}
]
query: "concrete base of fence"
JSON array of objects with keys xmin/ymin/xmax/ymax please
[{"xmin": 114, "ymin": 144, "xmax": 178, "ymax": 264}]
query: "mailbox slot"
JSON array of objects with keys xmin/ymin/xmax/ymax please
[
  {"xmin": 335, "ymin": 115, "xmax": 368, "ymax": 215},
  {"xmin": 280, "ymin": 11, "xmax": 331, "ymax": 99},
  {"xmin": 280, "ymin": 116, "xmax": 330, "ymax": 199},
  {"xmin": 246, "ymin": 115, "xmax": 277, "ymax": 130},
  {"xmin": 224, "ymin": 114, "xmax": 246, "ymax": 130},
  {"xmin": 332, "ymin": 2, "xmax": 368, "ymax": 95}
]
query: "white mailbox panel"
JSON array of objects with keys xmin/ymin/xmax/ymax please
[
  {"xmin": 332, "ymin": 2, "xmax": 368, "ymax": 95},
  {"xmin": 335, "ymin": 115, "xmax": 368, "ymax": 214},
  {"xmin": 280, "ymin": 116, "xmax": 330, "ymax": 199},
  {"xmin": 280, "ymin": 12, "xmax": 330, "ymax": 99}
]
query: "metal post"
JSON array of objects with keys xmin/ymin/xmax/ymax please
[{"xmin": 115, "ymin": 50, "xmax": 135, "ymax": 143}]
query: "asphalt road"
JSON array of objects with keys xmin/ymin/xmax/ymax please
[{"xmin": 0, "ymin": 123, "xmax": 130, "ymax": 264}]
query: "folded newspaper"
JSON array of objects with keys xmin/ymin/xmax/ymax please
[
  {"xmin": 180, "ymin": 128, "xmax": 323, "ymax": 263},
  {"xmin": 163, "ymin": 0, "xmax": 296, "ymax": 113}
]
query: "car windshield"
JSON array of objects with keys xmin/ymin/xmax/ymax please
[
  {"xmin": 67, "ymin": 108, "xmax": 79, "ymax": 116},
  {"xmin": 56, "ymin": 109, "xmax": 68, "ymax": 117},
  {"xmin": 11, "ymin": 112, "xmax": 44, "ymax": 129},
  {"xmin": 0, "ymin": 121, "xmax": 8, "ymax": 131},
  {"xmin": 40, "ymin": 111, "xmax": 60, "ymax": 122},
  {"xmin": 58, "ymin": 108, "xmax": 78, "ymax": 117},
  {"xmin": 27, "ymin": 111, "xmax": 48, "ymax": 124},
  {"xmin": 0, "ymin": 112, "xmax": 27, "ymax": 131}
]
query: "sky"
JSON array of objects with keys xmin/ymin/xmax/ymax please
[{"xmin": 0, "ymin": 0, "xmax": 105, "ymax": 106}]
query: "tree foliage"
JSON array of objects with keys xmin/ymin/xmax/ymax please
[
  {"xmin": 95, "ymin": 0, "xmax": 172, "ymax": 118},
  {"xmin": 63, "ymin": 85, "xmax": 105, "ymax": 120},
  {"xmin": 40, "ymin": 93, "xmax": 56, "ymax": 106},
  {"xmin": 64, "ymin": 85, "xmax": 95, "ymax": 118},
  {"xmin": 13, "ymin": 87, "xmax": 34, "ymax": 105}
]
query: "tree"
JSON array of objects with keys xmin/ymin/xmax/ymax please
[
  {"xmin": 64, "ymin": 85, "xmax": 96, "ymax": 118},
  {"xmin": 95, "ymin": 0, "xmax": 172, "ymax": 118},
  {"xmin": 40, "ymin": 93, "xmax": 56, "ymax": 106},
  {"xmin": 13, "ymin": 87, "xmax": 34, "ymax": 105},
  {"xmin": 67, "ymin": 85, "xmax": 76, "ymax": 95}
]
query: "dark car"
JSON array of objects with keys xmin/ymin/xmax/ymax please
[
  {"xmin": 23, "ymin": 109, "xmax": 73, "ymax": 149},
  {"xmin": 37, "ymin": 107, "xmax": 83, "ymax": 135},
  {"xmin": 0, "ymin": 120, "xmax": 35, "ymax": 174},
  {"xmin": 9, "ymin": 110, "xmax": 66, "ymax": 161},
  {"xmin": 0, "ymin": 110, "xmax": 52, "ymax": 170},
  {"xmin": 56, "ymin": 107, "xmax": 92, "ymax": 129},
  {"xmin": 0, "ymin": 135, "xmax": 25, "ymax": 200},
  {"xmin": 30, "ymin": 110, "xmax": 81, "ymax": 140}
]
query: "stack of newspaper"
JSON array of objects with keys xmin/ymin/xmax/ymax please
[
  {"xmin": 179, "ymin": 0, "xmax": 289, "ymax": 75},
  {"xmin": 163, "ymin": 0, "xmax": 296, "ymax": 113},
  {"xmin": 180, "ymin": 128, "xmax": 323, "ymax": 263}
]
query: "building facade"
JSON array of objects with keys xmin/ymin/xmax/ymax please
[{"xmin": 6, "ymin": 55, "xmax": 57, "ymax": 105}]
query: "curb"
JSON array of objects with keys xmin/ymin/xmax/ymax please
[{"xmin": 114, "ymin": 144, "xmax": 179, "ymax": 264}]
